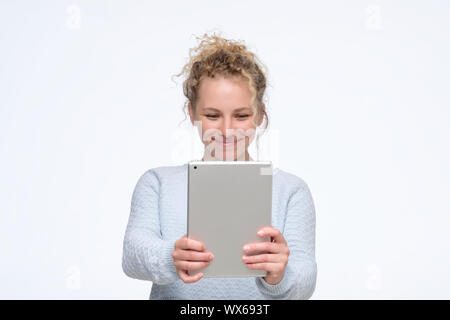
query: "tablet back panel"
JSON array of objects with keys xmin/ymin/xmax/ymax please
[{"xmin": 187, "ymin": 161, "xmax": 272, "ymax": 278}]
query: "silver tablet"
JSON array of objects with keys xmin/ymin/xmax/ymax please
[{"xmin": 187, "ymin": 160, "xmax": 273, "ymax": 278}]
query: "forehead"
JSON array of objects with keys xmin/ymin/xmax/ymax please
[
  {"xmin": 202, "ymin": 106, "xmax": 252, "ymax": 113},
  {"xmin": 197, "ymin": 75, "xmax": 252, "ymax": 111}
]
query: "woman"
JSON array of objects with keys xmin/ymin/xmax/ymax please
[{"xmin": 122, "ymin": 32, "xmax": 317, "ymax": 299}]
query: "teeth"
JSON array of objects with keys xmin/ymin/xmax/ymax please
[{"xmin": 212, "ymin": 138, "xmax": 241, "ymax": 143}]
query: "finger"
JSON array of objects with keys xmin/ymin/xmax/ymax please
[
  {"xmin": 176, "ymin": 236, "xmax": 206, "ymax": 252},
  {"xmin": 245, "ymin": 262, "xmax": 282, "ymax": 273},
  {"xmin": 177, "ymin": 269, "xmax": 204, "ymax": 284},
  {"xmin": 243, "ymin": 241, "xmax": 281, "ymax": 254},
  {"xmin": 173, "ymin": 250, "xmax": 214, "ymax": 262},
  {"xmin": 257, "ymin": 227, "xmax": 286, "ymax": 245},
  {"xmin": 242, "ymin": 253, "xmax": 286, "ymax": 264},
  {"xmin": 174, "ymin": 260, "xmax": 210, "ymax": 271}
]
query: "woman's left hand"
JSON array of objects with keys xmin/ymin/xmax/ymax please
[{"xmin": 242, "ymin": 226, "xmax": 290, "ymax": 285}]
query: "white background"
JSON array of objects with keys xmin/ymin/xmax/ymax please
[{"xmin": 1, "ymin": 1, "xmax": 449, "ymax": 299}]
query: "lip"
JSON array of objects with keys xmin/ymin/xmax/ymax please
[
  {"xmin": 210, "ymin": 138, "xmax": 245, "ymax": 145},
  {"xmin": 217, "ymin": 139, "xmax": 243, "ymax": 144}
]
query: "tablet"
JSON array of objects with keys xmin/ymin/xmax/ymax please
[{"xmin": 187, "ymin": 160, "xmax": 273, "ymax": 278}]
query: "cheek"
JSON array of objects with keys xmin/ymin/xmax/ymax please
[
  {"xmin": 228, "ymin": 123, "xmax": 257, "ymax": 142},
  {"xmin": 238, "ymin": 122, "xmax": 257, "ymax": 140},
  {"xmin": 200, "ymin": 122, "xmax": 221, "ymax": 143}
]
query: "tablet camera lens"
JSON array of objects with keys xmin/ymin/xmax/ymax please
[{"xmin": 194, "ymin": 166, "xmax": 197, "ymax": 169}]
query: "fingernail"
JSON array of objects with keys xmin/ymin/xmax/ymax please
[
  {"xmin": 243, "ymin": 245, "xmax": 250, "ymax": 251},
  {"xmin": 257, "ymin": 230, "xmax": 264, "ymax": 236},
  {"xmin": 210, "ymin": 254, "xmax": 214, "ymax": 260}
]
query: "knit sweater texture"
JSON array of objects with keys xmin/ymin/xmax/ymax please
[{"xmin": 122, "ymin": 162, "xmax": 317, "ymax": 299}]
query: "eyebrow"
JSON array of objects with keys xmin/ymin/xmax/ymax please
[{"xmin": 202, "ymin": 107, "xmax": 252, "ymax": 112}]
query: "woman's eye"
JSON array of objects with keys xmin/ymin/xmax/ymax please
[{"xmin": 206, "ymin": 114, "xmax": 249, "ymax": 119}]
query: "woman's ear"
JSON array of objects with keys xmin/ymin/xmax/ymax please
[
  {"xmin": 258, "ymin": 103, "xmax": 266, "ymax": 127},
  {"xmin": 188, "ymin": 102, "xmax": 194, "ymax": 125}
]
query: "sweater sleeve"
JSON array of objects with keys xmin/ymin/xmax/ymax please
[
  {"xmin": 255, "ymin": 178, "xmax": 317, "ymax": 299},
  {"xmin": 122, "ymin": 169, "xmax": 179, "ymax": 285}
]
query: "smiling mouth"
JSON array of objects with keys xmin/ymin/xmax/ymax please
[
  {"xmin": 217, "ymin": 140, "xmax": 242, "ymax": 145},
  {"xmin": 212, "ymin": 137, "xmax": 243, "ymax": 144}
]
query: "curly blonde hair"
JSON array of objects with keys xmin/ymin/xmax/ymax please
[{"xmin": 172, "ymin": 32, "xmax": 270, "ymax": 131}]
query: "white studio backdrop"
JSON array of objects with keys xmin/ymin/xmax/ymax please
[{"xmin": 0, "ymin": 1, "xmax": 449, "ymax": 299}]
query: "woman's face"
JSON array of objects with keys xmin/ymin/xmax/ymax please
[{"xmin": 189, "ymin": 75, "xmax": 263, "ymax": 161}]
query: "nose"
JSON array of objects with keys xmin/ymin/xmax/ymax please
[{"xmin": 220, "ymin": 117, "xmax": 233, "ymax": 140}]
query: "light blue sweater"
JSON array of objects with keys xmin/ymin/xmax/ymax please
[{"xmin": 122, "ymin": 162, "xmax": 317, "ymax": 300}]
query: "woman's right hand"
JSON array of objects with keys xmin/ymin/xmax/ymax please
[{"xmin": 172, "ymin": 235, "xmax": 214, "ymax": 283}]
